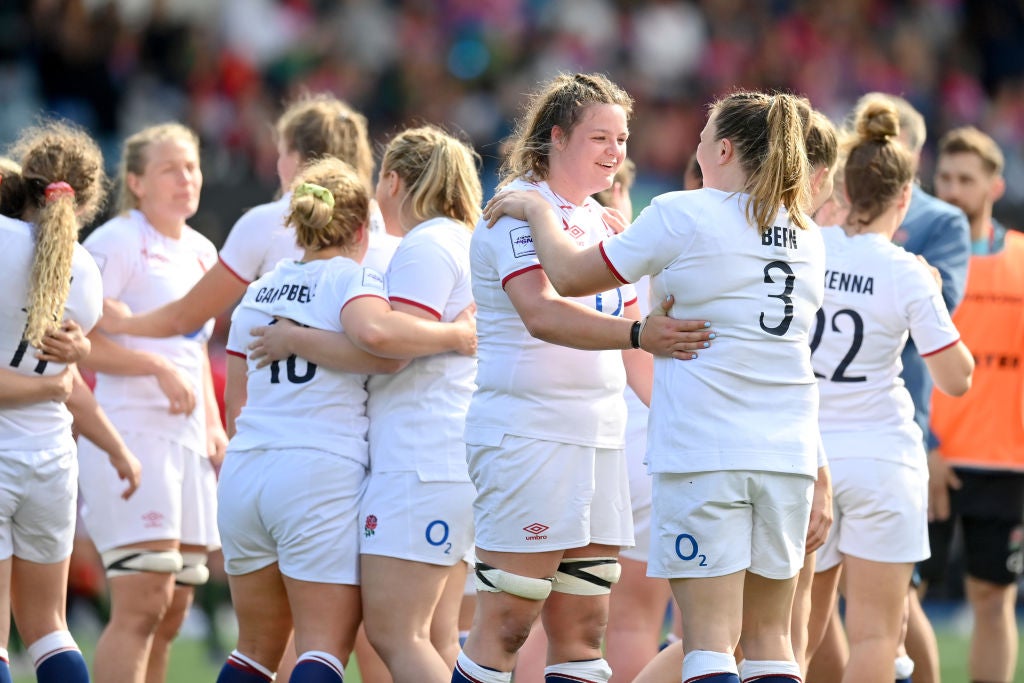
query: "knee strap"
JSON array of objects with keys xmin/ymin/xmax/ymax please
[
  {"xmin": 102, "ymin": 549, "xmax": 184, "ymax": 578},
  {"xmin": 551, "ymin": 557, "xmax": 621, "ymax": 595},
  {"xmin": 176, "ymin": 551, "xmax": 210, "ymax": 586},
  {"xmin": 475, "ymin": 562, "xmax": 553, "ymax": 601}
]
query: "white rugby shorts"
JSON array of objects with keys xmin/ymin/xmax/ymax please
[
  {"xmin": 359, "ymin": 471, "xmax": 476, "ymax": 566},
  {"xmin": 816, "ymin": 455, "xmax": 929, "ymax": 572},
  {"xmin": 217, "ymin": 447, "xmax": 366, "ymax": 585},
  {"xmin": 648, "ymin": 470, "xmax": 813, "ymax": 580},
  {"xmin": 468, "ymin": 434, "xmax": 634, "ymax": 553},
  {"xmin": 621, "ymin": 414, "xmax": 653, "ymax": 563},
  {"xmin": 79, "ymin": 431, "xmax": 219, "ymax": 553},
  {"xmin": 0, "ymin": 446, "xmax": 78, "ymax": 564}
]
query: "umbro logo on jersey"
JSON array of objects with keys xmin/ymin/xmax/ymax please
[
  {"xmin": 523, "ymin": 522, "xmax": 549, "ymax": 540},
  {"xmin": 140, "ymin": 248, "xmax": 171, "ymax": 264},
  {"xmin": 558, "ymin": 217, "xmax": 587, "ymax": 246}
]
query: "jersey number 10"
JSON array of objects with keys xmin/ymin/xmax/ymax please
[{"xmin": 268, "ymin": 356, "xmax": 317, "ymax": 384}]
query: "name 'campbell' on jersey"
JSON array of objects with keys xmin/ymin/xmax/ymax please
[{"xmin": 226, "ymin": 257, "xmax": 387, "ymax": 464}]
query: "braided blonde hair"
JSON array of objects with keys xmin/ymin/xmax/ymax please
[
  {"xmin": 7, "ymin": 121, "xmax": 106, "ymax": 346},
  {"xmin": 709, "ymin": 91, "xmax": 812, "ymax": 230}
]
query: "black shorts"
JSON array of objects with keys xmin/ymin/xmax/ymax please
[{"xmin": 919, "ymin": 469, "xmax": 1024, "ymax": 586}]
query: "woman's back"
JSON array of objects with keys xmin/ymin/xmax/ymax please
[
  {"xmin": 0, "ymin": 214, "xmax": 102, "ymax": 449},
  {"xmin": 366, "ymin": 216, "xmax": 475, "ymax": 478},
  {"xmin": 605, "ymin": 187, "xmax": 825, "ymax": 477},
  {"xmin": 226, "ymin": 256, "xmax": 385, "ymax": 462},
  {"xmin": 814, "ymin": 225, "xmax": 960, "ymax": 454}
]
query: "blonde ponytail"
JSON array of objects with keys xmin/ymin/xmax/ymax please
[
  {"xmin": 25, "ymin": 192, "xmax": 78, "ymax": 345},
  {"xmin": 709, "ymin": 91, "xmax": 812, "ymax": 230},
  {"xmin": 382, "ymin": 126, "xmax": 483, "ymax": 230},
  {"xmin": 7, "ymin": 121, "xmax": 106, "ymax": 346}
]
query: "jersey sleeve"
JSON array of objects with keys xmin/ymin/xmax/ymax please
[
  {"xmin": 67, "ymin": 246, "xmax": 104, "ymax": 334},
  {"xmin": 900, "ymin": 258, "xmax": 961, "ymax": 356},
  {"xmin": 601, "ymin": 196, "xmax": 688, "ymax": 284},
  {"xmin": 385, "ymin": 237, "xmax": 458, "ymax": 320},
  {"xmin": 219, "ymin": 210, "xmax": 268, "ymax": 283},
  {"xmin": 620, "ymin": 282, "xmax": 638, "ymax": 308},
  {"xmin": 225, "ymin": 302, "xmax": 249, "ymax": 358},
  {"xmin": 489, "ymin": 212, "xmax": 544, "ymax": 288},
  {"xmin": 339, "ymin": 266, "xmax": 389, "ymax": 313},
  {"xmin": 193, "ymin": 231, "xmax": 219, "ymax": 271},
  {"xmin": 82, "ymin": 224, "xmax": 136, "ymax": 299}
]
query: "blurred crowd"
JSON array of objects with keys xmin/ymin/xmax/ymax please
[{"xmin": 2, "ymin": 0, "xmax": 1024, "ymax": 241}]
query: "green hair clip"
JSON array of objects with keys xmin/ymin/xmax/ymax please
[{"xmin": 294, "ymin": 182, "xmax": 335, "ymax": 210}]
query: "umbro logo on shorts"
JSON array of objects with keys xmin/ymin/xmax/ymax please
[
  {"xmin": 141, "ymin": 511, "xmax": 164, "ymax": 528},
  {"xmin": 523, "ymin": 522, "xmax": 549, "ymax": 540}
]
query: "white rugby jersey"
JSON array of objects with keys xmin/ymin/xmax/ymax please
[
  {"xmin": 625, "ymin": 276, "xmax": 651, "ymax": 423},
  {"xmin": 464, "ymin": 179, "xmax": 637, "ymax": 450},
  {"xmin": 218, "ymin": 194, "xmax": 297, "ymax": 283},
  {"xmin": 226, "ymin": 257, "xmax": 387, "ymax": 464},
  {"xmin": 364, "ymin": 227, "xmax": 401, "ymax": 276},
  {"xmin": 0, "ymin": 215, "xmax": 102, "ymax": 450},
  {"xmin": 82, "ymin": 210, "xmax": 217, "ymax": 454},
  {"xmin": 367, "ymin": 217, "xmax": 475, "ymax": 480},
  {"xmin": 602, "ymin": 188, "xmax": 826, "ymax": 477},
  {"xmin": 813, "ymin": 226, "xmax": 960, "ymax": 465},
  {"xmin": 219, "ymin": 194, "xmax": 397, "ymax": 283}
]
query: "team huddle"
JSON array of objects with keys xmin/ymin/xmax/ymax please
[{"xmin": 0, "ymin": 70, "xmax": 1020, "ymax": 683}]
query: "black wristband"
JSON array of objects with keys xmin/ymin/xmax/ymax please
[{"xmin": 630, "ymin": 319, "xmax": 642, "ymax": 349}]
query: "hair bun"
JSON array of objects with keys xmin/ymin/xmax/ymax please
[{"xmin": 856, "ymin": 101, "xmax": 900, "ymax": 143}]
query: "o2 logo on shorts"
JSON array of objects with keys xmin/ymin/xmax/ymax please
[
  {"xmin": 674, "ymin": 533, "xmax": 708, "ymax": 567},
  {"xmin": 425, "ymin": 519, "xmax": 452, "ymax": 555}
]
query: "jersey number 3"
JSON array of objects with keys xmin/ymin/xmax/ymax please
[{"xmin": 759, "ymin": 261, "xmax": 795, "ymax": 337}]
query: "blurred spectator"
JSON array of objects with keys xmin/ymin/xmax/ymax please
[{"xmin": 4, "ymin": 0, "xmax": 1023, "ymax": 246}]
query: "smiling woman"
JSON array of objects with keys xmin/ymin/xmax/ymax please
[
  {"xmin": 453, "ymin": 73, "xmax": 714, "ymax": 683},
  {"xmin": 76, "ymin": 123, "xmax": 225, "ymax": 683},
  {"xmin": 482, "ymin": 90, "xmax": 830, "ymax": 683}
]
